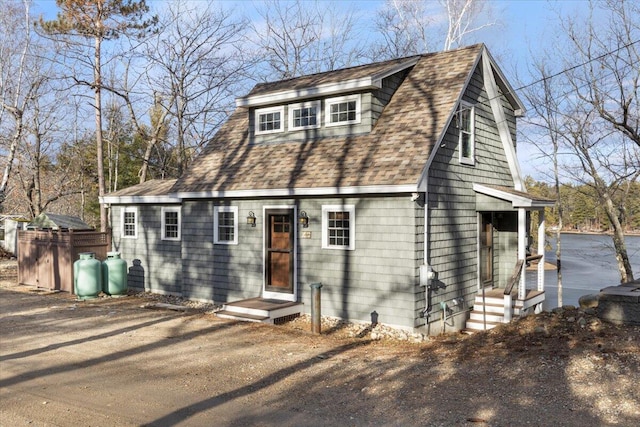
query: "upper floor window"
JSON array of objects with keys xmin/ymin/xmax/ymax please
[
  {"xmin": 325, "ymin": 94, "xmax": 361, "ymax": 127},
  {"xmin": 288, "ymin": 101, "xmax": 320, "ymax": 131},
  {"xmin": 255, "ymin": 106, "xmax": 285, "ymax": 135},
  {"xmin": 321, "ymin": 205, "xmax": 355, "ymax": 250},
  {"xmin": 161, "ymin": 207, "xmax": 181, "ymax": 241},
  {"xmin": 214, "ymin": 206, "xmax": 238, "ymax": 245},
  {"xmin": 121, "ymin": 207, "xmax": 138, "ymax": 239},
  {"xmin": 458, "ymin": 102, "xmax": 475, "ymax": 165}
]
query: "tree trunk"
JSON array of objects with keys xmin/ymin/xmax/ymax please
[
  {"xmin": 0, "ymin": 112, "xmax": 23, "ymax": 211},
  {"xmin": 602, "ymin": 194, "xmax": 634, "ymax": 282},
  {"xmin": 95, "ymin": 36, "xmax": 107, "ymax": 232}
]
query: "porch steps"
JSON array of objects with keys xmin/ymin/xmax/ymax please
[
  {"xmin": 216, "ymin": 297, "xmax": 303, "ymax": 324},
  {"xmin": 465, "ymin": 289, "xmax": 546, "ymax": 332}
]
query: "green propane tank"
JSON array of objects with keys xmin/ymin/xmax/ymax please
[
  {"xmin": 102, "ymin": 252, "xmax": 128, "ymax": 296},
  {"xmin": 74, "ymin": 252, "xmax": 102, "ymax": 300}
]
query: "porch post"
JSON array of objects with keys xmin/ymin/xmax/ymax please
[
  {"xmin": 518, "ymin": 208, "xmax": 527, "ymax": 300},
  {"xmin": 537, "ymin": 210, "xmax": 545, "ymax": 292}
]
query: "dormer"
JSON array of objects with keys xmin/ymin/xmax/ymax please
[{"xmin": 236, "ymin": 57, "xmax": 420, "ymax": 144}]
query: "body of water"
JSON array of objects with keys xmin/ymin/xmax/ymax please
[{"xmin": 525, "ymin": 233, "xmax": 640, "ymax": 310}]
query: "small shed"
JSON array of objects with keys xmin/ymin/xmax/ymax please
[
  {"xmin": 18, "ymin": 213, "xmax": 110, "ymax": 293},
  {"xmin": 27, "ymin": 213, "xmax": 93, "ymax": 231},
  {"xmin": 0, "ymin": 215, "xmax": 30, "ymax": 256}
]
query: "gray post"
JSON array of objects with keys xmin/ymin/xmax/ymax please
[{"xmin": 309, "ymin": 282, "xmax": 323, "ymax": 334}]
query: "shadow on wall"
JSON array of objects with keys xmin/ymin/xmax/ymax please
[{"xmin": 128, "ymin": 259, "xmax": 145, "ymax": 291}]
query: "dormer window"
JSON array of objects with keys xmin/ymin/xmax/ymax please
[
  {"xmin": 255, "ymin": 106, "xmax": 285, "ymax": 135},
  {"xmin": 326, "ymin": 94, "xmax": 361, "ymax": 127},
  {"xmin": 288, "ymin": 101, "xmax": 320, "ymax": 131}
]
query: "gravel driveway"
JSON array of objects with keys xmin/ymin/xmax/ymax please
[{"xmin": 1, "ymin": 275, "xmax": 639, "ymax": 427}]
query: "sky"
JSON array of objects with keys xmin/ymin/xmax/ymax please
[{"xmin": 31, "ymin": 0, "xmax": 586, "ymax": 181}]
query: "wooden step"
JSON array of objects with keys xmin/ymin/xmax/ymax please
[
  {"xmin": 465, "ymin": 318, "xmax": 502, "ymax": 331},
  {"xmin": 216, "ymin": 298, "xmax": 303, "ymax": 324}
]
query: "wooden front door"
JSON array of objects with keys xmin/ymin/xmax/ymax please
[{"xmin": 265, "ymin": 209, "xmax": 294, "ymax": 295}]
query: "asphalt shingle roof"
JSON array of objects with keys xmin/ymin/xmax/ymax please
[{"xmin": 171, "ymin": 44, "xmax": 484, "ymax": 195}]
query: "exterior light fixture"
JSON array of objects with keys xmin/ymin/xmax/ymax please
[
  {"xmin": 247, "ymin": 211, "xmax": 256, "ymax": 227},
  {"xmin": 299, "ymin": 211, "xmax": 309, "ymax": 228}
]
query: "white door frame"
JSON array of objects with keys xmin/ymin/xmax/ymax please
[{"xmin": 262, "ymin": 205, "xmax": 297, "ymax": 302}]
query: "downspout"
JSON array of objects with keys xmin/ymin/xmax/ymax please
[{"xmin": 422, "ymin": 180, "xmax": 433, "ymax": 321}]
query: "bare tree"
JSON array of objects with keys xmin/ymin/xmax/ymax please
[
  {"xmin": 0, "ymin": 0, "xmax": 43, "ymax": 211},
  {"xmin": 40, "ymin": 0, "xmax": 157, "ymax": 231},
  {"xmin": 373, "ymin": 0, "xmax": 497, "ymax": 60},
  {"xmin": 520, "ymin": 58, "xmax": 565, "ymax": 306},
  {"xmin": 562, "ymin": 0, "xmax": 640, "ymax": 150},
  {"xmin": 252, "ymin": 0, "xmax": 365, "ymax": 80},
  {"xmin": 143, "ymin": 1, "xmax": 248, "ymax": 176}
]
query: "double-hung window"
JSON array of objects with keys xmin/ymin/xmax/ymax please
[
  {"xmin": 288, "ymin": 101, "xmax": 320, "ymax": 131},
  {"xmin": 161, "ymin": 207, "xmax": 181, "ymax": 241},
  {"xmin": 121, "ymin": 207, "xmax": 138, "ymax": 239},
  {"xmin": 214, "ymin": 206, "xmax": 238, "ymax": 245},
  {"xmin": 255, "ymin": 106, "xmax": 285, "ymax": 135},
  {"xmin": 458, "ymin": 101, "xmax": 475, "ymax": 165},
  {"xmin": 322, "ymin": 205, "xmax": 355, "ymax": 250},
  {"xmin": 325, "ymin": 95, "xmax": 361, "ymax": 127}
]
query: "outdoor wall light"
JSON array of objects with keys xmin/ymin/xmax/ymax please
[
  {"xmin": 247, "ymin": 211, "xmax": 256, "ymax": 227},
  {"xmin": 299, "ymin": 211, "xmax": 309, "ymax": 228}
]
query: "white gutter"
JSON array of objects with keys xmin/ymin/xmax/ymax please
[{"xmin": 100, "ymin": 184, "xmax": 419, "ymax": 205}]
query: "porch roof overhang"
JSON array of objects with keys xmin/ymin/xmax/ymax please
[{"xmin": 473, "ymin": 184, "xmax": 555, "ymax": 210}]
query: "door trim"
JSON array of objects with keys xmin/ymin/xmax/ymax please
[{"xmin": 262, "ymin": 205, "xmax": 297, "ymax": 302}]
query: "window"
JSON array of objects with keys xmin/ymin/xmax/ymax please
[
  {"xmin": 288, "ymin": 101, "xmax": 320, "ymax": 131},
  {"xmin": 458, "ymin": 102, "xmax": 475, "ymax": 165},
  {"xmin": 161, "ymin": 207, "xmax": 181, "ymax": 241},
  {"xmin": 255, "ymin": 106, "xmax": 285, "ymax": 135},
  {"xmin": 326, "ymin": 95, "xmax": 361, "ymax": 127},
  {"xmin": 322, "ymin": 205, "xmax": 355, "ymax": 250},
  {"xmin": 214, "ymin": 206, "xmax": 238, "ymax": 245},
  {"xmin": 121, "ymin": 207, "xmax": 138, "ymax": 238}
]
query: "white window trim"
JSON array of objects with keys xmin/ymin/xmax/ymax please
[
  {"xmin": 325, "ymin": 94, "xmax": 361, "ymax": 127},
  {"xmin": 161, "ymin": 206, "xmax": 181, "ymax": 241},
  {"xmin": 121, "ymin": 206, "xmax": 138, "ymax": 239},
  {"xmin": 458, "ymin": 101, "xmax": 476, "ymax": 165},
  {"xmin": 255, "ymin": 106, "xmax": 285, "ymax": 135},
  {"xmin": 214, "ymin": 205, "xmax": 238, "ymax": 245},
  {"xmin": 321, "ymin": 204, "xmax": 355, "ymax": 250},
  {"xmin": 287, "ymin": 100, "xmax": 321, "ymax": 131}
]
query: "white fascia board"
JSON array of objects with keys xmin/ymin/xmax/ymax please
[
  {"xmin": 176, "ymin": 184, "xmax": 418, "ymax": 199},
  {"xmin": 100, "ymin": 195, "xmax": 182, "ymax": 205},
  {"xmin": 236, "ymin": 78, "xmax": 380, "ymax": 108},
  {"xmin": 236, "ymin": 58, "xmax": 420, "ymax": 108},
  {"xmin": 101, "ymin": 184, "xmax": 419, "ymax": 204},
  {"xmin": 473, "ymin": 183, "xmax": 555, "ymax": 208},
  {"xmin": 370, "ymin": 57, "xmax": 420, "ymax": 85},
  {"xmin": 482, "ymin": 47, "xmax": 527, "ymax": 115}
]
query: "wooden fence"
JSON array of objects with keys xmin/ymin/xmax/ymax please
[{"xmin": 18, "ymin": 229, "xmax": 111, "ymax": 293}]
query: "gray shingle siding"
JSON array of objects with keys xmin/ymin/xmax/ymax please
[
  {"xmin": 111, "ymin": 205, "xmax": 182, "ymax": 295},
  {"xmin": 425, "ymin": 58, "xmax": 517, "ymax": 325}
]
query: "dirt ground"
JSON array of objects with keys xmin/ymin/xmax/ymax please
[{"xmin": 1, "ymin": 260, "xmax": 639, "ymax": 427}]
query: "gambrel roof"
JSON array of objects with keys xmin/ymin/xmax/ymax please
[{"xmin": 102, "ymin": 44, "xmax": 526, "ymax": 203}]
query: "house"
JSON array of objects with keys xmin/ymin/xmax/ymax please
[{"xmin": 101, "ymin": 44, "xmax": 554, "ymax": 335}]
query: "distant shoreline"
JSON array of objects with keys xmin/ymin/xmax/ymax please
[{"xmin": 556, "ymin": 230, "xmax": 640, "ymax": 237}]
